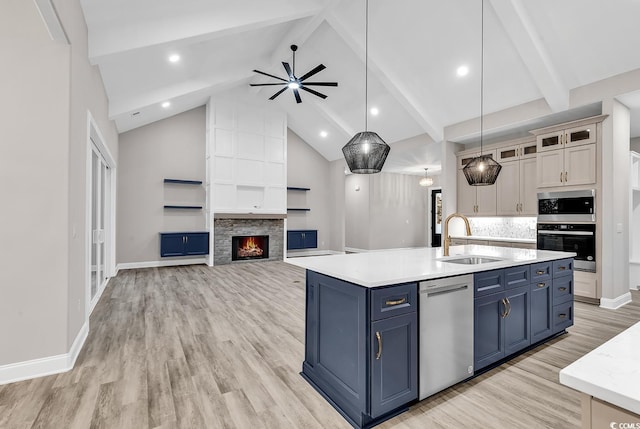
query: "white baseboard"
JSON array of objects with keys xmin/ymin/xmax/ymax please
[
  {"xmin": 344, "ymin": 247, "xmax": 368, "ymax": 253},
  {"xmin": 116, "ymin": 258, "xmax": 208, "ymax": 271},
  {"xmin": 599, "ymin": 292, "xmax": 633, "ymax": 310},
  {"xmin": 0, "ymin": 321, "xmax": 88, "ymax": 386}
]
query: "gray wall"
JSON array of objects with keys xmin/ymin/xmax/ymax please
[
  {"xmin": 631, "ymin": 137, "xmax": 640, "ymax": 153},
  {"xmin": 0, "ymin": 0, "xmax": 117, "ymax": 367},
  {"xmin": 345, "ymin": 172, "xmax": 428, "ymax": 250},
  {"xmin": 118, "ymin": 107, "xmax": 206, "ymax": 264},
  {"xmin": 286, "ymin": 130, "xmax": 332, "ymax": 250}
]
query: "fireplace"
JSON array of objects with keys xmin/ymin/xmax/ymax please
[{"xmin": 232, "ymin": 235, "xmax": 270, "ymax": 261}]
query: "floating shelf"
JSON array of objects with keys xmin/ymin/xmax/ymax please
[
  {"xmin": 163, "ymin": 205, "xmax": 203, "ymax": 210},
  {"xmin": 164, "ymin": 178, "xmax": 203, "ymax": 185},
  {"xmin": 287, "ymin": 208, "xmax": 311, "ymax": 211},
  {"xmin": 287, "ymin": 187, "xmax": 310, "ymax": 191}
]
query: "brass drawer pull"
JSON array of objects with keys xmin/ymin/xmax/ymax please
[
  {"xmin": 386, "ymin": 298, "xmax": 407, "ymax": 306},
  {"xmin": 536, "ymin": 270, "xmax": 545, "ymax": 275},
  {"xmin": 537, "ymin": 283, "xmax": 546, "ymax": 288},
  {"xmin": 375, "ymin": 332, "xmax": 382, "ymax": 360},
  {"xmin": 558, "ymin": 266, "xmax": 567, "ymax": 271},
  {"xmin": 558, "ymin": 287, "xmax": 567, "ymax": 292},
  {"xmin": 559, "ymin": 313, "xmax": 567, "ymax": 319}
]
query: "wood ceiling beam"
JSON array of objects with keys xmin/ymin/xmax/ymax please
[
  {"xmin": 324, "ymin": 11, "xmax": 444, "ymax": 142},
  {"xmin": 489, "ymin": 0, "xmax": 569, "ymax": 112}
]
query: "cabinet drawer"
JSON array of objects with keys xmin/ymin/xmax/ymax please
[
  {"xmin": 531, "ymin": 262, "xmax": 552, "ymax": 282},
  {"xmin": 553, "ymin": 275, "xmax": 573, "ymax": 304},
  {"xmin": 505, "ymin": 265, "xmax": 530, "ymax": 289},
  {"xmin": 474, "ymin": 269, "xmax": 505, "ymax": 297},
  {"xmin": 371, "ymin": 283, "xmax": 417, "ymax": 321},
  {"xmin": 553, "ymin": 259, "xmax": 573, "ymax": 278},
  {"xmin": 553, "ymin": 301, "xmax": 574, "ymax": 333}
]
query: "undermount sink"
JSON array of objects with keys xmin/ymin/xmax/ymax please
[{"xmin": 438, "ymin": 256, "xmax": 503, "ymax": 265}]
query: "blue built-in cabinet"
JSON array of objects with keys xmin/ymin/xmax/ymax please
[
  {"xmin": 160, "ymin": 232, "xmax": 209, "ymax": 257},
  {"xmin": 287, "ymin": 230, "xmax": 317, "ymax": 250},
  {"xmin": 474, "ymin": 258, "xmax": 574, "ymax": 372},
  {"xmin": 302, "ymin": 271, "xmax": 417, "ymax": 428}
]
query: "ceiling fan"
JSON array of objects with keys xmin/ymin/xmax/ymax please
[{"xmin": 250, "ymin": 44, "xmax": 338, "ymax": 103}]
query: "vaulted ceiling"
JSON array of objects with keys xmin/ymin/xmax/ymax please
[{"xmin": 80, "ymin": 0, "xmax": 640, "ymax": 174}]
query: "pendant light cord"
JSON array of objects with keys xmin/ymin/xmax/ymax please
[
  {"xmin": 480, "ymin": 0, "xmax": 484, "ymax": 155},
  {"xmin": 365, "ymin": 0, "xmax": 369, "ymax": 132}
]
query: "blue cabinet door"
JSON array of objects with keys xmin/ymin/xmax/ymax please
[
  {"xmin": 304, "ymin": 272, "xmax": 367, "ymax": 424},
  {"xmin": 504, "ymin": 285, "xmax": 531, "ymax": 355},
  {"xmin": 530, "ymin": 280, "xmax": 553, "ymax": 343},
  {"xmin": 184, "ymin": 232, "xmax": 209, "ymax": 255},
  {"xmin": 474, "ymin": 291, "xmax": 505, "ymax": 370},
  {"xmin": 370, "ymin": 312, "xmax": 418, "ymax": 418},
  {"xmin": 160, "ymin": 233, "xmax": 185, "ymax": 257},
  {"xmin": 287, "ymin": 231, "xmax": 304, "ymax": 250},
  {"xmin": 303, "ymin": 230, "xmax": 318, "ymax": 248}
]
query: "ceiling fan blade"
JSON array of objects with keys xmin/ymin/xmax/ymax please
[
  {"xmin": 298, "ymin": 64, "xmax": 326, "ymax": 81},
  {"xmin": 302, "ymin": 82, "xmax": 338, "ymax": 86},
  {"xmin": 250, "ymin": 83, "xmax": 288, "ymax": 86},
  {"xmin": 293, "ymin": 89, "xmax": 302, "ymax": 103},
  {"xmin": 269, "ymin": 87, "xmax": 289, "ymax": 100},
  {"xmin": 300, "ymin": 86, "xmax": 327, "ymax": 99},
  {"xmin": 253, "ymin": 69, "xmax": 288, "ymax": 82},
  {"xmin": 282, "ymin": 62, "xmax": 294, "ymax": 79}
]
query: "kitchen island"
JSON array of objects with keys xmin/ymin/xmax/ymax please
[
  {"xmin": 287, "ymin": 245, "xmax": 576, "ymax": 429},
  {"xmin": 560, "ymin": 321, "xmax": 640, "ymax": 427}
]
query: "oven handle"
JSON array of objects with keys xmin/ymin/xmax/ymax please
[{"xmin": 537, "ymin": 230, "xmax": 594, "ymax": 236}]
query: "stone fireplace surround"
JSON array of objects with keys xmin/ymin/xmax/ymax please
[{"xmin": 213, "ymin": 216, "xmax": 284, "ymax": 265}]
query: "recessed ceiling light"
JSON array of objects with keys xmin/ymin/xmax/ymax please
[
  {"xmin": 457, "ymin": 65, "xmax": 469, "ymax": 77},
  {"xmin": 161, "ymin": 101, "xmax": 171, "ymax": 108},
  {"xmin": 320, "ymin": 131, "xmax": 328, "ymax": 138},
  {"xmin": 370, "ymin": 107, "xmax": 379, "ymax": 116},
  {"xmin": 168, "ymin": 54, "xmax": 180, "ymax": 63}
]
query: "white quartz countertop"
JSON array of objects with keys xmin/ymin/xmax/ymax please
[
  {"xmin": 450, "ymin": 235, "xmax": 536, "ymax": 244},
  {"xmin": 559, "ymin": 321, "xmax": 640, "ymax": 415},
  {"xmin": 285, "ymin": 245, "xmax": 575, "ymax": 287}
]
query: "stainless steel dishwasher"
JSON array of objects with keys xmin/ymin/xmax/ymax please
[{"xmin": 419, "ymin": 274, "xmax": 474, "ymax": 400}]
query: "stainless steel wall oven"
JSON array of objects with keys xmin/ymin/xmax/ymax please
[{"xmin": 537, "ymin": 223, "xmax": 595, "ymax": 272}]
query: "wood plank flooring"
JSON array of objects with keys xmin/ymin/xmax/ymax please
[{"xmin": 0, "ymin": 261, "xmax": 638, "ymax": 428}]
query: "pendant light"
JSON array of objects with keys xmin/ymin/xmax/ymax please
[
  {"xmin": 342, "ymin": 0, "xmax": 390, "ymax": 174},
  {"xmin": 419, "ymin": 168, "xmax": 433, "ymax": 187},
  {"xmin": 463, "ymin": 0, "xmax": 502, "ymax": 186}
]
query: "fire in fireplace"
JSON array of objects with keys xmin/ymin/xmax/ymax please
[{"xmin": 232, "ymin": 235, "xmax": 269, "ymax": 261}]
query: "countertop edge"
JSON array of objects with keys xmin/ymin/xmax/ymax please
[
  {"xmin": 559, "ymin": 321, "xmax": 640, "ymax": 416},
  {"xmin": 286, "ymin": 246, "xmax": 576, "ymax": 288}
]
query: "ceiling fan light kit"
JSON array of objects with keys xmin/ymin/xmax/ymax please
[
  {"xmin": 250, "ymin": 45, "xmax": 338, "ymax": 103},
  {"xmin": 463, "ymin": 0, "xmax": 502, "ymax": 186},
  {"xmin": 342, "ymin": 0, "xmax": 390, "ymax": 174}
]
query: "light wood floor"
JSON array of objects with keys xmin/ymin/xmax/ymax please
[{"xmin": 0, "ymin": 262, "xmax": 638, "ymax": 429}]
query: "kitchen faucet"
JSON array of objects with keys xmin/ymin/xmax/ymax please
[{"xmin": 443, "ymin": 213, "xmax": 472, "ymax": 256}]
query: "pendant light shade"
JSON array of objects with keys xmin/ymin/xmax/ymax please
[
  {"xmin": 464, "ymin": 0, "xmax": 502, "ymax": 186},
  {"xmin": 419, "ymin": 168, "xmax": 434, "ymax": 187},
  {"xmin": 343, "ymin": 131, "xmax": 390, "ymax": 174},
  {"xmin": 342, "ymin": 0, "xmax": 390, "ymax": 174},
  {"xmin": 463, "ymin": 154, "xmax": 501, "ymax": 186}
]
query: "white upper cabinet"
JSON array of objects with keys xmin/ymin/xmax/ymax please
[
  {"xmin": 533, "ymin": 117, "xmax": 604, "ymax": 189},
  {"xmin": 456, "ymin": 149, "xmax": 497, "ymax": 216}
]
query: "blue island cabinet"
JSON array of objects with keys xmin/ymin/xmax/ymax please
[
  {"xmin": 474, "ymin": 259, "xmax": 574, "ymax": 372},
  {"xmin": 302, "ymin": 271, "xmax": 417, "ymax": 429}
]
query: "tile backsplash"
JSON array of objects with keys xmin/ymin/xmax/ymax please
[{"xmin": 467, "ymin": 217, "xmax": 537, "ymax": 239}]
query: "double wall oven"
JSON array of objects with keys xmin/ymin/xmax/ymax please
[{"xmin": 537, "ymin": 190, "xmax": 596, "ymax": 272}]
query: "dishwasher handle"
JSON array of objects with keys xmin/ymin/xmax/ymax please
[{"xmin": 420, "ymin": 283, "xmax": 469, "ymax": 297}]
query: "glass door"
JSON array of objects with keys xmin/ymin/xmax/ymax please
[{"xmin": 90, "ymin": 144, "xmax": 110, "ymax": 302}]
